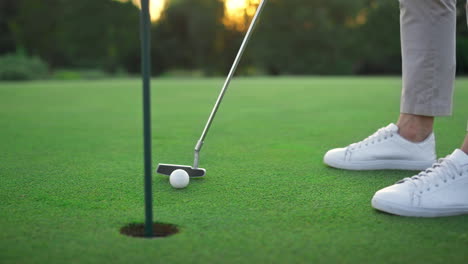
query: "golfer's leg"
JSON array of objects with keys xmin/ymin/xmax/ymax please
[
  {"xmin": 400, "ymin": 0, "xmax": 456, "ymax": 117},
  {"xmin": 397, "ymin": 0, "xmax": 457, "ymax": 142}
]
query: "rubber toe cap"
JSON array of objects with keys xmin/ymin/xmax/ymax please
[
  {"xmin": 372, "ymin": 183, "xmax": 414, "ymax": 209},
  {"xmin": 323, "ymin": 148, "xmax": 346, "ymax": 167}
]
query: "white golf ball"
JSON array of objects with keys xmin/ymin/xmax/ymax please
[{"xmin": 169, "ymin": 169, "xmax": 189, "ymax": 189}]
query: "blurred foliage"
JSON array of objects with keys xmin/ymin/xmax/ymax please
[
  {"xmin": 151, "ymin": 0, "xmax": 227, "ymax": 76},
  {"xmin": 2, "ymin": 0, "xmax": 140, "ymax": 72},
  {"xmin": 52, "ymin": 69, "xmax": 112, "ymax": 80},
  {"xmin": 160, "ymin": 69, "xmax": 205, "ymax": 78},
  {"xmin": 249, "ymin": 0, "xmax": 400, "ymax": 75},
  {"xmin": 0, "ymin": 0, "xmax": 467, "ymax": 77},
  {"xmin": 0, "ymin": 51, "xmax": 48, "ymax": 80}
]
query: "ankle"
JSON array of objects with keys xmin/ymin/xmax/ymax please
[
  {"xmin": 396, "ymin": 114, "xmax": 434, "ymax": 143},
  {"xmin": 461, "ymin": 134, "xmax": 468, "ymax": 155}
]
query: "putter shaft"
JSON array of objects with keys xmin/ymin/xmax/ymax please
[{"xmin": 193, "ymin": 0, "xmax": 267, "ymax": 168}]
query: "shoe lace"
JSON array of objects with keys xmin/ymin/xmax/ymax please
[
  {"xmin": 398, "ymin": 157, "xmax": 462, "ymax": 193},
  {"xmin": 348, "ymin": 127, "xmax": 395, "ymax": 151}
]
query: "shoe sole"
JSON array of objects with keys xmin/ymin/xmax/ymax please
[
  {"xmin": 324, "ymin": 159, "xmax": 435, "ymax": 171},
  {"xmin": 372, "ymin": 197, "xmax": 468, "ymax": 217}
]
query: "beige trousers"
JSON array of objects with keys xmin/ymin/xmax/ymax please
[{"xmin": 399, "ymin": 0, "xmax": 459, "ymax": 117}]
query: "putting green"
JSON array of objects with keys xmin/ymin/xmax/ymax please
[{"xmin": 1, "ymin": 77, "xmax": 467, "ymax": 263}]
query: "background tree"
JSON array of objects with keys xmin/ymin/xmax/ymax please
[
  {"xmin": 1, "ymin": 0, "xmax": 467, "ymax": 76},
  {"xmin": 151, "ymin": 0, "xmax": 226, "ymax": 75}
]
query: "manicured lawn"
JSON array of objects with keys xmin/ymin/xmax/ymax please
[{"xmin": 1, "ymin": 77, "xmax": 467, "ymax": 263}]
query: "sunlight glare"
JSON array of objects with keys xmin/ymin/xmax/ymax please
[{"xmin": 223, "ymin": 0, "xmax": 260, "ymax": 31}]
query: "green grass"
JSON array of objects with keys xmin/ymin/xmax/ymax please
[{"xmin": 1, "ymin": 77, "xmax": 467, "ymax": 263}]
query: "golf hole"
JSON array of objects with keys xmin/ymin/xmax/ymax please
[{"xmin": 120, "ymin": 223, "xmax": 179, "ymax": 238}]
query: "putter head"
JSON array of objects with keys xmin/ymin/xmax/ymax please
[{"xmin": 157, "ymin": 163, "xmax": 206, "ymax": 177}]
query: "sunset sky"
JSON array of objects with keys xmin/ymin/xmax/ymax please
[{"xmin": 117, "ymin": 0, "xmax": 259, "ymax": 29}]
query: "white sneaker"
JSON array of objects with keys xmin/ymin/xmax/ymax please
[
  {"xmin": 323, "ymin": 123, "xmax": 436, "ymax": 170},
  {"xmin": 372, "ymin": 149, "xmax": 468, "ymax": 217}
]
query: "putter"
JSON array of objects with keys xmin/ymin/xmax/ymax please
[{"xmin": 157, "ymin": 0, "xmax": 268, "ymax": 177}]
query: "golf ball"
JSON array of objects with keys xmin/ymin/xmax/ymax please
[{"xmin": 169, "ymin": 169, "xmax": 189, "ymax": 189}]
